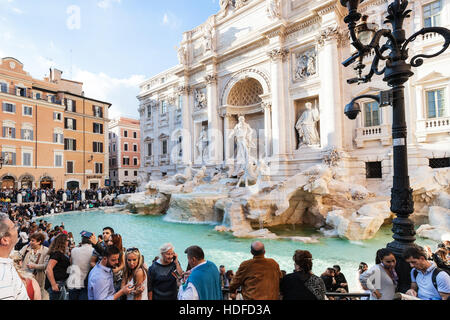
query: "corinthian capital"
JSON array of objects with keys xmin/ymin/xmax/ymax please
[
  {"xmin": 204, "ymin": 74, "xmax": 217, "ymax": 85},
  {"xmin": 317, "ymin": 26, "xmax": 348, "ymax": 48},
  {"xmin": 267, "ymin": 48, "xmax": 289, "ymax": 61},
  {"xmin": 177, "ymin": 85, "xmax": 191, "ymax": 95}
]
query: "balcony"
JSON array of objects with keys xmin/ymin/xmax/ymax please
[
  {"xmin": 416, "ymin": 116, "xmax": 450, "ymax": 142},
  {"xmin": 159, "ymin": 154, "xmax": 170, "ymax": 165},
  {"xmin": 355, "ymin": 124, "xmax": 391, "ymax": 148},
  {"xmin": 145, "ymin": 155, "xmax": 154, "ymax": 167}
]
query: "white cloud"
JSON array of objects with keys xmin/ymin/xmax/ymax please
[
  {"xmin": 12, "ymin": 7, "xmax": 22, "ymax": 14},
  {"xmin": 72, "ymin": 67, "xmax": 145, "ymax": 119},
  {"xmin": 97, "ymin": 0, "xmax": 122, "ymax": 9},
  {"xmin": 161, "ymin": 11, "xmax": 181, "ymax": 29}
]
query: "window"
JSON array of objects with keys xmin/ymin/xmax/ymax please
[
  {"xmin": 162, "ymin": 140, "xmax": 168, "ymax": 155},
  {"xmin": 64, "ymin": 138, "xmax": 77, "ymax": 151},
  {"xmin": 429, "ymin": 157, "xmax": 450, "ymax": 169},
  {"xmin": 23, "ymin": 106, "xmax": 32, "ymax": 116},
  {"xmin": 111, "ymin": 158, "xmax": 116, "ymax": 167},
  {"xmin": 133, "ymin": 132, "xmax": 137, "ymax": 139},
  {"xmin": 364, "ymin": 101, "xmax": 380, "ymax": 127},
  {"xmin": 53, "ymin": 112, "xmax": 62, "ymax": 121},
  {"xmin": 125, "ymin": 171, "xmax": 128, "ymax": 176},
  {"xmin": 55, "ymin": 154, "xmax": 63, "ymax": 168},
  {"xmin": 124, "ymin": 130, "xmax": 128, "ymax": 138},
  {"xmin": 93, "ymin": 105, "xmax": 103, "ymax": 118},
  {"xmin": 133, "ymin": 144, "xmax": 138, "ymax": 152},
  {"xmin": 423, "ymin": 0, "xmax": 441, "ymax": 27},
  {"xmin": 53, "ymin": 131, "xmax": 64, "ymax": 144},
  {"xmin": 2, "ymin": 102, "xmax": 16, "ymax": 113},
  {"xmin": 65, "ymin": 99, "xmax": 76, "ymax": 112},
  {"xmin": 0, "ymin": 82, "xmax": 7, "ymax": 93},
  {"xmin": 123, "ymin": 157, "xmax": 130, "ymax": 166},
  {"xmin": 93, "ymin": 123, "xmax": 104, "ymax": 134},
  {"xmin": 133, "ymin": 157, "xmax": 138, "ymax": 166},
  {"xmin": 113, "ymin": 144, "xmax": 116, "ymax": 152},
  {"xmin": 16, "ymin": 87, "xmax": 27, "ymax": 97},
  {"xmin": 95, "ymin": 163, "xmax": 103, "ymax": 174},
  {"xmin": 67, "ymin": 161, "xmax": 74, "ymax": 174},
  {"xmin": 134, "ymin": 171, "xmax": 138, "ymax": 177},
  {"xmin": 161, "ymin": 100, "xmax": 167, "ymax": 114},
  {"xmin": 124, "ymin": 143, "xmax": 128, "ymax": 151},
  {"xmin": 178, "ymin": 95, "xmax": 183, "ymax": 111},
  {"xmin": 1, "ymin": 152, "xmax": 16, "ymax": 165},
  {"xmin": 23, "ymin": 152, "xmax": 32, "ymax": 167},
  {"xmin": 93, "ymin": 142, "xmax": 104, "ymax": 153},
  {"xmin": 426, "ymin": 88, "xmax": 446, "ymax": 118},
  {"xmin": 65, "ymin": 118, "xmax": 77, "ymax": 130},
  {"xmin": 147, "ymin": 105, "xmax": 152, "ymax": 118},
  {"xmin": 21, "ymin": 128, "xmax": 34, "ymax": 141},
  {"xmin": 147, "ymin": 143, "xmax": 152, "ymax": 157},
  {"xmin": 3, "ymin": 126, "xmax": 16, "ymax": 139},
  {"xmin": 366, "ymin": 162, "xmax": 382, "ymax": 179},
  {"xmin": 34, "ymin": 92, "xmax": 41, "ymax": 100}
]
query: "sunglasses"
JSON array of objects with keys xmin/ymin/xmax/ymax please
[{"xmin": 126, "ymin": 247, "xmax": 140, "ymax": 253}]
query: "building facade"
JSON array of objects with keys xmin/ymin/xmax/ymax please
[
  {"xmin": 138, "ymin": 0, "xmax": 449, "ymax": 185},
  {"xmin": 0, "ymin": 57, "xmax": 111, "ymax": 190},
  {"xmin": 109, "ymin": 117, "xmax": 141, "ymax": 187}
]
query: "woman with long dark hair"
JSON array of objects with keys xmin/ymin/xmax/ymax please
[
  {"xmin": 280, "ymin": 250, "xmax": 327, "ymax": 300},
  {"xmin": 45, "ymin": 233, "xmax": 70, "ymax": 300},
  {"xmin": 359, "ymin": 248, "xmax": 398, "ymax": 300}
]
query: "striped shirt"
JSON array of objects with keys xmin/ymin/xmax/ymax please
[{"xmin": 0, "ymin": 257, "xmax": 30, "ymax": 300}]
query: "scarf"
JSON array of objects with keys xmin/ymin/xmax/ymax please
[{"xmin": 381, "ymin": 263, "xmax": 398, "ymax": 286}]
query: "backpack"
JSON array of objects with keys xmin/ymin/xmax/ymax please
[{"xmin": 413, "ymin": 267, "xmax": 450, "ymax": 293}]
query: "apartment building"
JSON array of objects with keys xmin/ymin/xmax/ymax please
[
  {"xmin": 0, "ymin": 57, "xmax": 111, "ymax": 190},
  {"xmin": 108, "ymin": 117, "xmax": 140, "ymax": 187}
]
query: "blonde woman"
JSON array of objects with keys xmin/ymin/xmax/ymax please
[{"xmin": 121, "ymin": 248, "xmax": 148, "ymax": 300}]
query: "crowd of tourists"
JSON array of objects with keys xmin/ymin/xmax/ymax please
[
  {"xmin": 0, "ymin": 208, "xmax": 449, "ymax": 301},
  {"xmin": 0, "ymin": 186, "xmax": 137, "ymax": 218}
]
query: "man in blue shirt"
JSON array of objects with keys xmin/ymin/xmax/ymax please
[
  {"xmin": 403, "ymin": 246, "xmax": 450, "ymax": 300},
  {"xmin": 87, "ymin": 246, "xmax": 132, "ymax": 300}
]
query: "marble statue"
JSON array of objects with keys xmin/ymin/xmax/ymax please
[
  {"xmin": 194, "ymin": 89, "xmax": 207, "ymax": 110},
  {"xmin": 193, "ymin": 166, "xmax": 207, "ymax": 185},
  {"xmin": 228, "ymin": 116, "xmax": 256, "ymax": 175},
  {"xmin": 177, "ymin": 45, "xmax": 187, "ymax": 65},
  {"xmin": 220, "ymin": 0, "xmax": 233, "ymax": 17},
  {"xmin": 296, "ymin": 102, "xmax": 320, "ymax": 147},
  {"xmin": 203, "ymin": 19, "xmax": 214, "ymax": 52},
  {"xmin": 3, "ymin": 152, "xmax": 10, "ymax": 165},
  {"xmin": 266, "ymin": 0, "xmax": 281, "ymax": 19},
  {"xmin": 196, "ymin": 127, "xmax": 209, "ymax": 162}
]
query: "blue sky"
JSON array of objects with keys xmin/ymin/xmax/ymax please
[{"xmin": 0, "ymin": 0, "xmax": 220, "ymax": 118}]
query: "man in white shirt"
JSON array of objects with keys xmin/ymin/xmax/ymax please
[
  {"xmin": 0, "ymin": 213, "xmax": 29, "ymax": 300},
  {"xmin": 66, "ymin": 232, "xmax": 94, "ymax": 300}
]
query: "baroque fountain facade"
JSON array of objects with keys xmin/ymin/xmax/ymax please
[{"xmin": 125, "ymin": 0, "xmax": 450, "ymax": 243}]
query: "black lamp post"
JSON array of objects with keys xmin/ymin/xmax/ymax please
[
  {"xmin": 0, "ymin": 157, "xmax": 4, "ymax": 169},
  {"xmin": 340, "ymin": 0, "xmax": 450, "ymax": 292}
]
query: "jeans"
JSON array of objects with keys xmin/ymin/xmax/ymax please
[
  {"xmin": 47, "ymin": 282, "xmax": 67, "ymax": 300},
  {"xmin": 68, "ymin": 288, "xmax": 88, "ymax": 301}
]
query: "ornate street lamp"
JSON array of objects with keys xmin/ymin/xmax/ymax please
[{"xmin": 340, "ymin": 0, "xmax": 450, "ymax": 291}]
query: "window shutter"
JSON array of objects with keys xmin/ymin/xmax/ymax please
[
  {"xmin": 12, "ymin": 153, "xmax": 16, "ymax": 165},
  {"xmin": 11, "ymin": 128, "xmax": 15, "ymax": 139},
  {"xmin": 73, "ymin": 119, "xmax": 77, "ymax": 131},
  {"xmin": 100, "ymin": 124, "xmax": 103, "ymax": 134},
  {"xmin": 2, "ymin": 127, "xmax": 5, "ymax": 137},
  {"xmin": 100, "ymin": 143, "xmax": 104, "ymax": 153},
  {"xmin": 21, "ymin": 129, "xmax": 24, "ymax": 139},
  {"xmin": 64, "ymin": 118, "xmax": 68, "ymax": 129},
  {"xmin": 73, "ymin": 100, "xmax": 76, "ymax": 113}
]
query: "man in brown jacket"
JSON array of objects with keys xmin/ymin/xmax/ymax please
[{"xmin": 229, "ymin": 241, "xmax": 282, "ymax": 300}]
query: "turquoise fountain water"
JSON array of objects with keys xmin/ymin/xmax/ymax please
[{"xmin": 42, "ymin": 210, "xmax": 438, "ymax": 292}]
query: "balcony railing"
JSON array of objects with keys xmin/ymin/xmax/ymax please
[
  {"xmin": 355, "ymin": 123, "xmax": 391, "ymax": 148},
  {"xmin": 416, "ymin": 116, "xmax": 450, "ymax": 142},
  {"xmin": 0, "ymin": 87, "xmax": 62, "ymax": 105},
  {"xmin": 159, "ymin": 154, "xmax": 170, "ymax": 165}
]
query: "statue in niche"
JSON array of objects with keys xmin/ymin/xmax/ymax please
[
  {"xmin": 194, "ymin": 89, "xmax": 207, "ymax": 110},
  {"xmin": 294, "ymin": 50, "xmax": 317, "ymax": 80},
  {"xmin": 3, "ymin": 152, "xmax": 10, "ymax": 165},
  {"xmin": 196, "ymin": 126, "xmax": 209, "ymax": 163},
  {"xmin": 266, "ymin": 0, "xmax": 281, "ymax": 19},
  {"xmin": 296, "ymin": 102, "xmax": 320, "ymax": 147},
  {"xmin": 177, "ymin": 45, "xmax": 187, "ymax": 65},
  {"xmin": 203, "ymin": 19, "xmax": 215, "ymax": 52},
  {"xmin": 228, "ymin": 116, "xmax": 256, "ymax": 176}
]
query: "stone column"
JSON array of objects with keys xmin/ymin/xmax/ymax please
[
  {"xmin": 223, "ymin": 113, "xmax": 233, "ymax": 164},
  {"xmin": 205, "ymin": 74, "xmax": 223, "ymax": 165},
  {"xmin": 268, "ymin": 48, "xmax": 289, "ymax": 158},
  {"xmin": 179, "ymin": 85, "xmax": 192, "ymax": 165},
  {"xmin": 317, "ymin": 26, "xmax": 344, "ymax": 149},
  {"xmin": 262, "ymin": 101, "xmax": 272, "ymax": 158}
]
